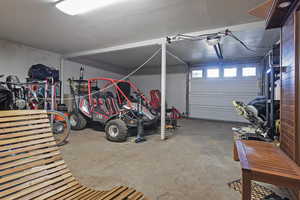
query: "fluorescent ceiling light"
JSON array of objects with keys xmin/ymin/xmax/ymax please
[{"xmin": 56, "ymin": 0, "xmax": 126, "ymax": 15}]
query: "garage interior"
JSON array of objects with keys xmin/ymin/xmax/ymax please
[{"xmin": 0, "ymin": 0, "xmax": 300, "ymax": 200}]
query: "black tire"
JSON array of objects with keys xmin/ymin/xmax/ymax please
[
  {"xmin": 47, "ymin": 110, "xmax": 70, "ymax": 146},
  {"xmin": 69, "ymin": 112, "xmax": 87, "ymax": 130},
  {"xmin": 105, "ymin": 119, "xmax": 128, "ymax": 142}
]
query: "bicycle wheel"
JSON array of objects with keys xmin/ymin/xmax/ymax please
[{"xmin": 47, "ymin": 110, "xmax": 70, "ymax": 146}]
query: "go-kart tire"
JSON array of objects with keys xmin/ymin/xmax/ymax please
[
  {"xmin": 69, "ymin": 112, "xmax": 87, "ymax": 130},
  {"xmin": 105, "ymin": 119, "xmax": 128, "ymax": 142}
]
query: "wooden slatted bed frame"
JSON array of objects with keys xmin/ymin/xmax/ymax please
[{"xmin": 0, "ymin": 110, "xmax": 148, "ymax": 200}]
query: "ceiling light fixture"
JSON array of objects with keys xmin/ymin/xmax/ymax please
[
  {"xmin": 278, "ymin": 1, "xmax": 291, "ymax": 8},
  {"xmin": 56, "ymin": 0, "xmax": 127, "ymax": 15}
]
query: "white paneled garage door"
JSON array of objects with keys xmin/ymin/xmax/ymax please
[{"xmin": 189, "ymin": 65, "xmax": 260, "ymax": 122}]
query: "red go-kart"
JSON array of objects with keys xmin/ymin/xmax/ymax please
[{"xmin": 69, "ymin": 78, "xmax": 159, "ymax": 142}]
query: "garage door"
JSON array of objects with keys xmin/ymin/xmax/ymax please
[{"xmin": 189, "ymin": 66, "xmax": 260, "ymax": 122}]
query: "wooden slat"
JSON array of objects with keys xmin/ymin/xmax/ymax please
[
  {"xmin": 33, "ymin": 181, "xmax": 80, "ymax": 200},
  {"xmin": 0, "ymin": 114, "xmax": 48, "ymax": 123},
  {"xmin": 100, "ymin": 186, "xmax": 128, "ymax": 200},
  {"xmin": 0, "ymin": 132, "xmax": 53, "ymax": 146},
  {"xmin": 0, "ymin": 157, "xmax": 63, "ymax": 180},
  {"xmin": 0, "ymin": 150, "xmax": 60, "ymax": 171},
  {"xmin": 0, "ymin": 163, "xmax": 67, "ymax": 191},
  {"xmin": 96, "ymin": 186, "xmax": 123, "ymax": 200},
  {"xmin": 128, "ymin": 191, "xmax": 144, "ymax": 200},
  {"xmin": 0, "ymin": 127, "xmax": 52, "ymax": 139},
  {"xmin": 0, "ymin": 146, "xmax": 59, "ymax": 164},
  {"xmin": 4, "ymin": 174, "xmax": 74, "ymax": 200},
  {"xmin": 114, "ymin": 188, "xmax": 136, "ymax": 200},
  {"xmin": 0, "ymin": 123, "xmax": 50, "ymax": 134},
  {"xmin": 0, "ymin": 168, "xmax": 70, "ymax": 198},
  {"xmin": 45, "ymin": 184, "xmax": 82, "ymax": 200},
  {"xmin": 0, "ymin": 110, "xmax": 46, "ymax": 117},
  {"xmin": 16, "ymin": 177, "xmax": 76, "ymax": 200},
  {"xmin": 105, "ymin": 187, "xmax": 130, "ymax": 200},
  {"xmin": 78, "ymin": 191, "xmax": 99, "ymax": 200},
  {"xmin": 0, "ymin": 137, "xmax": 55, "ymax": 152},
  {"xmin": 70, "ymin": 188, "xmax": 95, "ymax": 200},
  {"xmin": 80, "ymin": 190, "xmax": 104, "ymax": 200},
  {"xmin": 0, "ymin": 141, "xmax": 57, "ymax": 157},
  {"xmin": 91, "ymin": 191, "xmax": 109, "ymax": 200},
  {"xmin": 57, "ymin": 186, "xmax": 88, "ymax": 200},
  {"xmin": 0, "ymin": 118, "xmax": 49, "ymax": 128},
  {"xmin": 63, "ymin": 187, "xmax": 91, "ymax": 200}
]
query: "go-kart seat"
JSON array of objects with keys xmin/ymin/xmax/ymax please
[
  {"xmin": 104, "ymin": 92, "xmax": 120, "ymax": 115},
  {"xmin": 92, "ymin": 91, "xmax": 110, "ymax": 114}
]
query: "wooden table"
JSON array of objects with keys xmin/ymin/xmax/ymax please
[{"xmin": 234, "ymin": 140, "xmax": 300, "ymax": 200}]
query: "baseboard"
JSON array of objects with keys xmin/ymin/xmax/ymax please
[{"xmin": 187, "ymin": 117, "xmax": 249, "ymax": 125}]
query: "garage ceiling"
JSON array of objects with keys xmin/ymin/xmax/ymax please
[
  {"xmin": 0, "ymin": 0, "xmax": 271, "ymax": 54},
  {"xmin": 70, "ymin": 26, "xmax": 279, "ymax": 72}
]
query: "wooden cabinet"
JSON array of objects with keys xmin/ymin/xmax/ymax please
[
  {"xmin": 280, "ymin": 6, "xmax": 300, "ymax": 200},
  {"xmin": 280, "ymin": 11, "xmax": 298, "ymax": 163}
]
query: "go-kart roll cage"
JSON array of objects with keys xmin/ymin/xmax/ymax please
[{"xmin": 87, "ymin": 78, "xmax": 150, "ymax": 109}]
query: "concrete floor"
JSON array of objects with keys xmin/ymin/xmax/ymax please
[{"xmin": 60, "ymin": 119, "xmax": 244, "ymax": 200}]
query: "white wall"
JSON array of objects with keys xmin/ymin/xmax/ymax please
[
  {"xmin": 0, "ymin": 40, "xmax": 60, "ymax": 81},
  {"xmin": 0, "ymin": 40, "xmax": 121, "ymax": 95},
  {"xmin": 63, "ymin": 60, "xmax": 121, "ymax": 94},
  {"xmin": 132, "ymin": 73, "xmax": 187, "ymax": 114}
]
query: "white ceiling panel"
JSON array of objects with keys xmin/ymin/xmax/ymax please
[{"xmin": 0, "ymin": 0, "xmax": 269, "ymax": 54}]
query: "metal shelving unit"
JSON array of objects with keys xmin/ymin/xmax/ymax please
[{"xmin": 265, "ymin": 43, "xmax": 280, "ymax": 139}]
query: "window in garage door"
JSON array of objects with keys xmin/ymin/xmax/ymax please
[
  {"xmin": 192, "ymin": 70, "xmax": 203, "ymax": 78},
  {"xmin": 207, "ymin": 68, "xmax": 220, "ymax": 78},
  {"xmin": 224, "ymin": 68, "xmax": 237, "ymax": 78},
  {"xmin": 242, "ymin": 67, "xmax": 256, "ymax": 77}
]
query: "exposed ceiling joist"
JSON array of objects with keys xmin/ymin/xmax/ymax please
[{"xmin": 65, "ymin": 39, "xmax": 162, "ymax": 58}]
